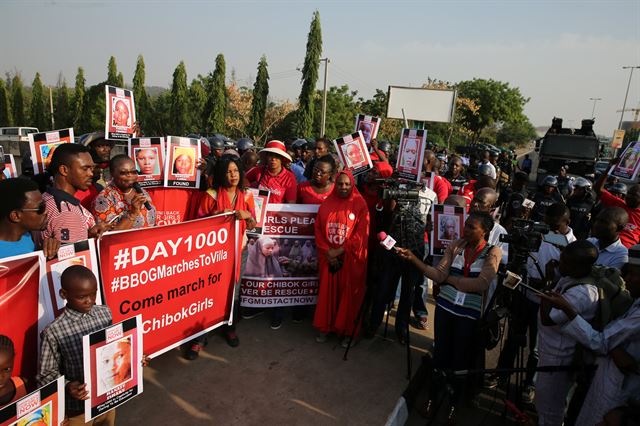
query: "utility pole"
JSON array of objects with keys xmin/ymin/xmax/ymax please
[
  {"xmin": 320, "ymin": 58, "xmax": 329, "ymax": 137},
  {"xmin": 49, "ymin": 86, "xmax": 55, "ymax": 130},
  {"xmin": 589, "ymin": 97, "xmax": 602, "ymax": 119},
  {"xmin": 619, "ymin": 66, "xmax": 640, "ymax": 129}
]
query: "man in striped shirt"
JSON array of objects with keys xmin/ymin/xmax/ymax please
[{"xmin": 39, "ymin": 144, "xmax": 111, "ymax": 243}]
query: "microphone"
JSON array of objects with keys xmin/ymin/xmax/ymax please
[
  {"xmin": 377, "ymin": 231, "xmax": 398, "ymax": 252},
  {"xmin": 132, "ymin": 182, "xmax": 153, "ymax": 211}
]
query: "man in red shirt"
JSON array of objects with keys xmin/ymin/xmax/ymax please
[
  {"xmin": 246, "ymin": 140, "xmax": 297, "ymax": 204},
  {"xmin": 594, "ymin": 162, "xmax": 640, "ymax": 248}
]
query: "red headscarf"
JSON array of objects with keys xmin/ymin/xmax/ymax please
[{"xmin": 329, "ymin": 170, "xmax": 363, "ymax": 202}]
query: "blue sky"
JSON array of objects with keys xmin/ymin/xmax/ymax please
[{"xmin": 3, "ymin": 0, "xmax": 639, "ymax": 135}]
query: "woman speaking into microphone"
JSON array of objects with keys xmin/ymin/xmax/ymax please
[{"xmin": 396, "ymin": 211, "xmax": 501, "ymax": 421}]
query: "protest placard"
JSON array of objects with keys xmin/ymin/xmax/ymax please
[
  {"xmin": 27, "ymin": 128, "xmax": 73, "ymax": 175},
  {"xmin": 396, "ymin": 128, "xmax": 427, "ymax": 182},
  {"xmin": 431, "ymin": 204, "xmax": 467, "ymax": 256},
  {"xmin": 0, "ymin": 377, "xmax": 65, "ymax": 426},
  {"xmin": 247, "ymin": 188, "xmax": 270, "ymax": 235},
  {"xmin": 129, "ymin": 137, "xmax": 165, "ymax": 188},
  {"xmin": 333, "ymin": 131, "xmax": 372, "ymax": 176},
  {"xmin": 3, "ymin": 154, "xmax": 16, "ymax": 178},
  {"xmin": 354, "ymin": 114, "xmax": 381, "ymax": 146},
  {"xmin": 611, "ymin": 141, "xmax": 640, "ymax": 180},
  {"xmin": 241, "ymin": 204, "xmax": 320, "ymax": 308},
  {"xmin": 164, "ymin": 136, "xmax": 201, "ymax": 189},
  {"xmin": 98, "ymin": 214, "xmax": 238, "ymax": 357},
  {"xmin": 43, "ymin": 239, "xmax": 101, "ymax": 319},
  {"xmin": 105, "ymin": 85, "xmax": 136, "ymax": 141},
  {"xmin": 83, "ymin": 316, "xmax": 143, "ymax": 422},
  {"xmin": 0, "ymin": 252, "xmax": 49, "ymax": 379}
]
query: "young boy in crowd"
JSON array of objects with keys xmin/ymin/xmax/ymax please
[
  {"xmin": 536, "ymin": 240, "xmax": 600, "ymax": 426},
  {"xmin": 539, "ymin": 243, "xmax": 640, "ymax": 425},
  {"xmin": 37, "ymin": 265, "xmax": 114, "ymax": 425},
  {"xmin": 0, "ymin": 335, "xmax": 28, "ymax": 409}
]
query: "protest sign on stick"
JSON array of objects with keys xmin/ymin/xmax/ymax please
[
  {"xmin": 27, "ymin": 128, "xmax": 74, "ymax": 175},
  {"xmin": 99, "ymin": 214, "xmax": 238, "ymax": 357},
  {"xmin": 129, "ymin": 137, "xmax": 165, "ymax": 188},
  {"xmin": 333, "ymin": 131, "xmax": 372, "ymax": 176},
  {"xmin": 247, "ymin": 188, "xmax": 270, "ymax": 235},
  {"xmin": 83, "ymin": 316, "xmax": 143, "ymax": 422},
  {"xmin": 241, "ymin": 204, "xmax": 320, "ymax": 308},
  {"xmin": 105, "ymin": 85, "xmax": 136, "ymax": 141},
  {"xmin": 0, "ymin": 377, "xmax": 65, "ymax": 426}
]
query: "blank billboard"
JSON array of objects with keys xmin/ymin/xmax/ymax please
[{"xmin": 386, "ymin": 86, "xmax": 456, "ymax": 123}]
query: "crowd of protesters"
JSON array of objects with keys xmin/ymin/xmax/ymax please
[{"xmin": 1, "ymin": 128, "xmax": 639, "ymax": 426}]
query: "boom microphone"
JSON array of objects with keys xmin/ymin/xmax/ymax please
[
  {"xmin": 132, "ymin": 182, "xmax": 153, "ymax": 211},
  {"xmin": 377, "ymin": 231, "xmax": 398, "ymax": 252}
]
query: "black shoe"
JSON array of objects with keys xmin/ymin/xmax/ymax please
[
  {"xmin": 224, "ymin": 330, "xmax": 239, "ymax": 347},
  {"xmin": 270, "ymin": 317, "xmax": 283, "ymax": 330},
  {"xmin": 185, "ymin": 343, "xmax": 203, "ymax": 360}
]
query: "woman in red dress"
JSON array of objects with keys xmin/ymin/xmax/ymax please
[
  {"xmin": 296, "ymin": 155, "xmax": 336, "ymax": 204},
  {"xmin": 313, "ymin": 171, "xmax": 370, "ymax": 347}
]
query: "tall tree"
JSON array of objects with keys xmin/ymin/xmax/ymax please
[
  {"xmin": 133, "ymin": 55, "xmax": 150, "ymax": 132},
  {"xmin": 30, "ymin": 73, "xmax": 48, "ymax": 130},
  {"xmin": 293, "ymin": 11, "xmax": 322, "ymax": 137},
  {"xmin": 55, "ymin": 74, "xmax": 71, "ymax": 129},
  {"xmin": 0, "ymin": 80, "xmax": 12, "ymax": 126},
  {"xmin": 116, "ymin": 72, "xmax": 124, "ymax": 88},
  {"xmin": 457, "ymin": 78, "xmax": 529, "ymax": 142},
  {"xmin": 188, "ymin": 77, "xmax": 207, "ymax": 133},
  {"xmin": 206, "ymin": 54, "xmax": 226, "ymax": 134},
  {"xmin": 73, "ymin": 67, "xmax": 86, "ymax": 132},
  {"xmin": 247, "ymin": 55, "xmax": 269, "ymax": 139},
  {"xmin": 11, "ymin": 75, "xmax": 26, "ymax": 125},
  {"xmin": 170, "ymin": 61, "xmax": 189, "ymax": 135},
  {"xmin": 107, "ymin": 56, "xmax": 119, "ymax": 86}
]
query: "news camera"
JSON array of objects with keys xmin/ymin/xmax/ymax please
[
  {"xmin": 499, "ymin": 219, "xmax": 549, "ymax": 253},
  {"xmin": 376, "ymin": 178, "xmax": 420, "ymax": 201}
]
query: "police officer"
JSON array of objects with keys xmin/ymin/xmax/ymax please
[
  {"xmin": 557, "ymin": 166, "xmax": 574, "ymax": 199},
  {"xmin": 531, "ymin": 175, "xmax": 564, "ymax": 222},
  {"xmin": 236, "ymin": 138, "xmax": 255, "ymax": 157},
  {"xmin": 566, "ymin": 177, "xmax": 596, "ymax": 240}
]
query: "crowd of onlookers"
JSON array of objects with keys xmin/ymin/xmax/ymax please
[{"xmin": 1, "ymin": 130, "xmax": 639, "ymax": 426}]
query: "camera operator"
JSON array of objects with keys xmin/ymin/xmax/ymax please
[
  {"xmin": 365, "ymin": 178, "xmax": 435, "ymax": 342},
  {"xmin": 489, "ymin": 203, "xmax": 576, "ymax": 403}
]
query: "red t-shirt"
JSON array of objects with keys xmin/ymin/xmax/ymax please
[
  {"xmin": 433, "ymin": 175, "xmax": 452, "ymax": 204},
  {"xmin": 600, "ymin": 189, "xmax": 640, "ymax": 248},
  {"xmin": 460, "ymin": 180, "xmax": 477, "ymax": 207},
  {"xmin": 246, "ymin": 166, "xmax": 297, "ymax": 204},
  {"xmin": 296, "ymin": 181, "xmax": 334, "ymax": 204}
]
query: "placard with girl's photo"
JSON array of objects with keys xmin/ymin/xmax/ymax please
[
  {"xmin": 82, "ymin": 316, "xmax": 144, "ymax": 422},
  {"xmin": 248, "ymin": 188, "xmax": 270, "ymax": 234},
  {"xmin": 354, "ymin": 114, "xmax": 381, "ymax": 147},
  {"xmin": 27, "ymin": 128, "xmax": 74, "ymax": 175},
  {"xmin": 128, "ymin": 137, "xmax": 165, "ymax": 188},
  {"xmin": 431, "ymin": 204, "xmax": 466, "ymax": 256},
  {"xmin": 164, "ymin": 136, "xmax": 201, "ymax": 189},
  {"xmin": 105, "ymin": 85, "xmax": 136, "ymax": 141},
  {"xmin": 0, "ymin": 377, "xmax": 65, "ymax": 426},
  {"xmin": 611, "ymin": 141, "xmax": 640, "ymax": 181},
  {"xmin": 396, "ymin": 128, "xmax": 427, "ymax": 182},
  {"xmin": 333, "ymin": 131, "xmax": 372, "ymax": 176}
]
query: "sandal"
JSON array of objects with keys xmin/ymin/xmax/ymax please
[
  {"xmin": 185, "ymin": 343, "xmax": 203, "ymax": 360},
  {"xmin": 416, "ymin": 315, "xmax": 429, "ymax": 330}
]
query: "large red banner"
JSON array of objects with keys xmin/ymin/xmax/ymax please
[
  {"xmin": 98, "ymin": 214, "xmax": 238, "ymax": 357},
  {"xmin": 0, "ymin": 252, "xmax": 49, "ymax": 379}
]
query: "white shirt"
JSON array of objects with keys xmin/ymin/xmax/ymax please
[
  {"xmin": 587, "ymin": 237, "xmax": 628, "ymax": 270},
  {"xmin": 537, "ymin": 276, "xmax": 599, "ymax": 366}
]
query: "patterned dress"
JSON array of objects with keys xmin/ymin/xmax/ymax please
[{"xmin": 92, "ymin": 183, "xmax": 156, "ymax": 228}]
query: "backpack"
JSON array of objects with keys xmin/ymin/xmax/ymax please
[{"xmin": 564, "ymin": 265, "xmax": 634, "ymax": 331}]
